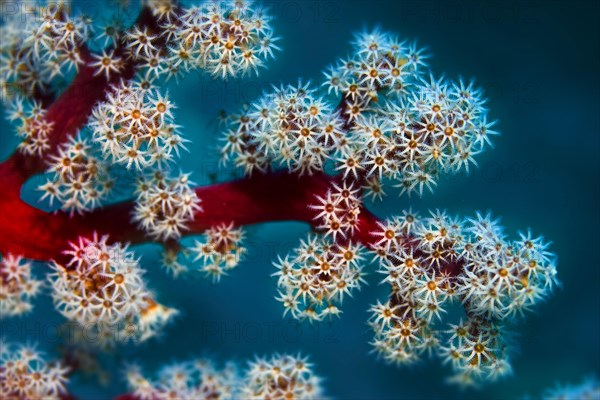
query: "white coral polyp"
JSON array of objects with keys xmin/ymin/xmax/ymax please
[
  {"xmin": 49, "ymin": 233, "xmax": 177, "ymax": 346},
  {"xmin": 132, "ymin": 171, "xmax": 202, "ymax": 240},
  {"xmin": 39, "ymin": 134, "xmax": 114, "ymax": 215},
  {"xmin": 126, "ymin": 353, "xmax": 324, "ymax": 400},
  {"xmin": 0, "ymin": 254, "xmax": 43, "ymax": 317},
  {"xmin": 273, "ymin": 235, "xmax": 366, "ymax": 321},
  {"xmin": 88, "ymin": 82, "xmax": 186, "ymax": 171},
  {"xmin": 241, "ymin": 354, "xmax": 324, "ymax": 399},
  {"xmin": 126, "ymin": 358, "xmax": 239, "ymax": 400},
  {"xmin": 0, "ymin": 342, "xmax": 69, "ymax": 399},
  {"xmin": 191, "ymin": 222, "xmax": 246, "ymax": 282}
]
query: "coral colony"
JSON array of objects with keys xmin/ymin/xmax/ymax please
[
  {"xmin": 0, "ymin": 0, "xmax": 559, "ymax": 398},
  {"xmin": 0, "ymin": 341, "xmax": 69, "ymax": 399},
  {"xmin": 125, "ymin": 353, "xmax": 323, "ymax": 399}
]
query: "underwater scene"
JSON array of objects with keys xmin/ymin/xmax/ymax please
[{"xmin": 0, "ymin": 0, "xmax": 598, "ymax": 399}]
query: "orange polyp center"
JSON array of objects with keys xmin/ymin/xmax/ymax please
[{"xmin": 385, "ymin": 229, "xmax": 395, "ymax": 239}]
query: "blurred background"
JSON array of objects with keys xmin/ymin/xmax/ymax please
[{"xmin": 1, "ymin": 0, "xmax": 599, "ymax": 398}]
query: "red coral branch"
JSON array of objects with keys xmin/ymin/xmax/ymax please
[
  {"xmin": 0, "ymin": 4, "xmax": 389, "ymax": 267},
  {"xmin": 0, "ymin": 169, "xmax": 381, "ymax": 260},
  {"xmin": 0, "ymin": 5, "xmax": 462, "ymax": 276}
]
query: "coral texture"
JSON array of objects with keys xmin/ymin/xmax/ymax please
[{"xmin": 0, "ymin": 0, "xmax": 560, "ymax": 397}]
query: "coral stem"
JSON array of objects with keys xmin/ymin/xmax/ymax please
[
  {"xmin": 0, "ymin": 170, "xmax": 383, "ymax": 261},
  {"xmin": 0, "ymin": 5, "xmax": 460, "ymax": 278}
]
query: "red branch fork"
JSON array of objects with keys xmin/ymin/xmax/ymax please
[
  {"xmin": 0, "ymin": 7, "xmax": 462, "ymax": 273},
  {"xmin": 0, "ymin": 6, "xmax": 382, "ymax": 265},
  {"xmin": 0, "ymin": 8, "xmax": 472, "ymax": 400}
]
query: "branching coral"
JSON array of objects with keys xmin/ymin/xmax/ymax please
[
  {"xmin": 367, "ymin": 211, "xmax": 557, "ymax": 384},
  {"xmin": 0, "ymin": 0, "xmax": 560, "ymax": 396}
]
